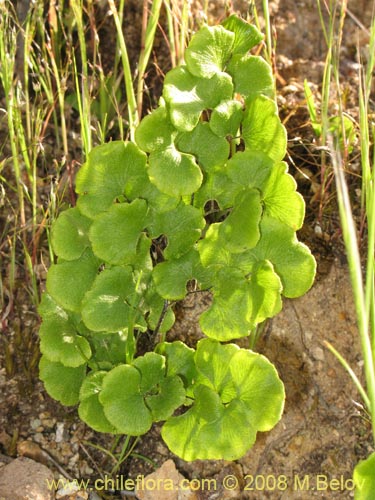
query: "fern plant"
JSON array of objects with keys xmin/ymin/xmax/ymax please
[{"xmin": 38, "ymin": 15, "xmax": 316, "ymax": 461}]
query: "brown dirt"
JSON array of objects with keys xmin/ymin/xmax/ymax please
[{"xmin": 1, "ymin": 0, "xmax": 374, "ymax": 499}]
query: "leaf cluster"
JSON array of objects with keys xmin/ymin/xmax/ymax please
[{"xmin": 38, "ymin": 15, "xmax": 316, "ymax": 461}]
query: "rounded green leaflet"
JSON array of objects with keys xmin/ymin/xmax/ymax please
[
  {"xmin": 209, "ymin": 99, "xmax": 244, "ymax": 138},
  {"xmin": 353, "ymin": 452, "xmax": 375, "ymax": 500},
  {"xmin": 89, "ymin": 199, "xmax": 148, "ymax": 265},
  {"xmin": 51, "ymin": 207, "xmax": 92, "ymax": 261},
  {"xmin": 39, "ymin": 315, "xmax": 91, "ymax": 367},
  {"xmin": 225, "ymin": 152, "xmax": 305, "ymax": 230},
  {"xmin": 152, "ymin": 248, "xmax": 212, "ymax": 300},
  {"xmin": 199, "ymin": 262, "xmax": 283, "ymax": 341},
  {"xmin": 163, "ymin": 66, "xmax": 233, "ymax": 132},
  {"xmin": 176, "ymin": 122, "xmax": 230, "ymax": 172},
  {"xmin": 227, "ymin": 54, "xmax": 274, "ymax": 101},
  {"xmin": 193, "ymin": 337, "xmax": 238, "ymax": 394},
  {"xmin": 140, "ymin": 286, "xmax": 175, "ymax": 333},
  {"xmin": 218, "ymin": 188, "xmax": 262, "ymax": 253},
  {"xmin": 148, "ymin": 146, "xmax": 203, "ymax": 198},
  {"xmin": 261, "ymin": 162, "xmax": 305, "ymax": 230},
  {"xmin": 184, "ymin": 25, "xmax": 234, "ymax": 78},
  {"xmin": 135, "ymin": 104, "xmax": 176, "ymax": 153},
  {"xmin": 162, "ymin": 339, "xmax": 285, "ymax": 461},
  {"xmin": 145, "ymin": 375, "xmax": 185, "ymax": 421},
  {"xmin": 147, "ymin": 203, "xmax": 205, "ymax": 259},
  {"xmin": 197, "ymin": 223, "xmax": 232, "ymax": 269},
  {"xmin": 75, "ymin": 141, "xmax": 148, "ymax": 218},
  {"xmin": 46, "ymin": 249, "xmax": 101, "ymax": 313},
  {"xmin": 132, "ymin": 352, "xmax": 165, "ymax": 393},
  {"xmin": 225, "ymin": 150, "xmax": 274, "ymax": 189},
  {"xmin": 81, "ymin": 266, "xmax": 146, "ymax": 333},
  {"xmin": 242, "ymin": 95, "xmax": 287, "ymax": 162},
  {"xmin": 229, "ymin": 348, "xmax": 285, "ymax": 432},
  {"xmin": 162, "ymin": 385, "xmax": 257, "ymax": 461},
  {"xmin": 193, "ymin": 165, "xmax": 241, "ymax": 211},
  {"xmin": 249, "ymin": 260, "xmax": 283, "ymax": 323},
  {"xmin": 196, "ymin": 189, "xmax": 262, "ymax": 261},
  {"xmin": 78, "ymin": 371, "xmax": 119, "ymax": 434},
  {"xmin": 39, "ymin": 355, "xmax": 86, "ymax": 406},
  {"xmin": 99, "ymin": 364, "xmax": 153, "ymax": 435},
  {"xmin": 87, "ymin": 331, "xmax": 128, "ymax": 370},
  {"xmin": 156, "ymin": 341, "xmax": 197, "ymax": 391},
  {"xmin": 132, "ymin": 353, "xmax": 185, "ymax": 421},
  {"xmin": 38, "ymin": 291, "xmax": 69, "ymax": 321},
  {"xmin": 199, "ymin": 267, "xmax": 254, "ymax": 340},
  {"xmin": 236, "ymin": 215, "xmax": 316, "ymax": 298},
  {"xmin": 99, "ymin": 355, "xmax": 185, "ymax": 435},
  {"xmin": 221, "ymin": 14, "xmax": 264, "ymax": 55}
]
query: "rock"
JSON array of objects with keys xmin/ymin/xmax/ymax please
[
  {"xmin": 55, "ymin": 481, "xmax": 89, "ymax": 499},
  {"xmin": 136, "ymin": 459, "xmax": 198, "ymax": 500},
  {"xmin": 211, "ymin": 463, "xmax": 243, "ymax": 499},
  {"xmin": 17, "ymin": 440, "xmax": 50, "ymax": 466},
  {"xmin": 55, "ymin": 480, "xmax": 80, "ymax": 498},
  {"xmin": 55, "ymin": 423, "xmax": 65, "ymax": 443},
  {"xmin": 30, "ymin": 418, "xmax": 42, "ymax": 430},
  {"xmin": 0, "ymin": 456, "xmax": 55, "ymax": 499}
]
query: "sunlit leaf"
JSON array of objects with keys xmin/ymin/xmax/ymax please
[
  {"xmin": 176, "ymin": 122, "xmax": 230, "ymax": 171},
  {"xmin": 163, "ymin": 66, "xmax": 233, "ymax": 131},
  {"xmin": 261, "ymin": 162, "xmax": 305, "ymax": 230},
  {"xmin": 225, "ymin": 152, "xmax": 305, "ymax": 229},
  {"xmin": 156, "ymin": 341, "xmax": 197, "ymax": 389},
  {"xmin": 354, "ymin": 452, "xmax": 375, "ymax": 500},
  {"xmin": 199, "ymin": 262, "xmax": 282, "ymax": 340},
  {"xmin": 242, "ymin": 95, "xmax": 287, "ymax": 161},
  {"xmin": 51, "ymin": 207, "xmax": 92, "ymax": 261},
  {"xmin": 75, "ymin": 141, "xmax": 148, "ymax": 218},
  {"xmin": 46, "ymin": 249, "xmax": 101, "ymax": 312},
  {"xmin": 39, "ymin": 315, "xmax": 91, "ymax": 367},
  {"xmin": 78, "ymin": 371, "xmax": 119, "ymax": 433},
  {"xmin": 147, "ymin": 203, "xmax": 205, "ymax": 258},
  {"xmin": 209, "ymin": 99, "xmax": 243, "ymax": 138},
  {"xmin": 221, "ymin": 15, "xmax": 263, "ymax": 55},
  {"xmin": 148, "ymin": 146, "xmax": 203, "ymax": 197},
  {"xmin": 81, "ymin": 266, "xmax": 146, "ymax": 333},
  {"xmin": 236, "ymin": 215, "xmax": 316, "ymax": 298},
  {"xmin": 39, "ymin": 356, "xmax": 86, "ymax": 406},
  {"xmin": 199, "ymin": 267, "xmax": 253, "ymax": 339},
  {"xmin": 218, "ymin": 188, "xmax": 262, "ymax": 252},
  {"xmin": 227, "ymin": 54, "xmax": 274, "ymax": 101},
  {"xmin": 162, "ymin": 339, "xmax": 285, "ymax": 460},
  {"xmin": 89, "ymin": 199, "xmax": 148, "ymax": 265},
  {"xmin": 135, "ymin": 105, "xmax": 176, "ymax": 152},
  {"xmin": 100, "ymin": 364, "xmax": 153, "ymax": 435},
  {"xmin": 99, "ymin": 356, "xmax": 185, "ymax": 434},
  {"xmin": 184, "ymin": 25, "xmax": 234, "ymax": 78},
  {"xmin": 152, "ymin": 248, "xmax": 212, "ymax": 300}
]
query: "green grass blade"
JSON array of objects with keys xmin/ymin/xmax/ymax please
[{"xmin": 331, "ymin": 143, "xmax": 375, "ymax": 444}]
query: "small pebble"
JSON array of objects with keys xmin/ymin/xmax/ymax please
[
  {"xmin": 156, "ymin": 442, "xmax": 168, "ymax": 455},
  {"xmin": 68, "ymin": 453, "xmax": 79, "ymax": 466},
  {"xmin": 42, "ymin": 418, "xmax": 57, "ymax": 429},
  {"xmin": 33, "ymin": 432, "xmax": 44, "ymax": 443},
  {"xmin": 79, "ymin": 461, "xmax": 94, "ymax": 476},
  {"xmin": 56, "ymin": 481, "xmax": 80, "ymax": 497},
  {"xmin": 311, "ymin": 346, "xmax": 325, "ymax": 361},
  {"xmin": 30, "ymin": 418, "xmax": 42, "ymax": 430},
  {"xmin": 61, "ymin": 442, "xmax": 73, "ymax": 457},
  {"xmin": 314, "ymin": 224, "xmax": 323, "ymax": 236},
  {"xmin": 56, "ymin": 422, "xmax": 65, "ymax": 443}
]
